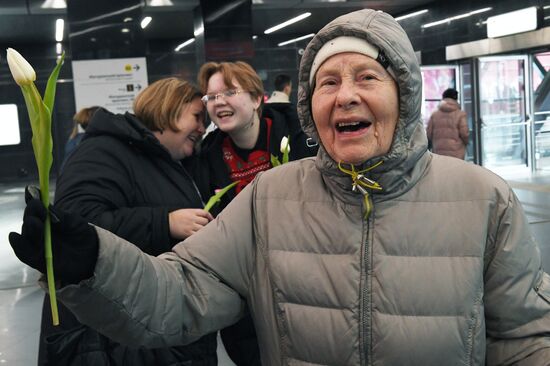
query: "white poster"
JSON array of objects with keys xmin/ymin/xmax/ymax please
[{"xmin": 72, "ymin": 57, "xmax": 148, "ymax": 114}]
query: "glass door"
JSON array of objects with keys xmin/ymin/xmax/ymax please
[
  {"xmin": 532, "ymin": 51, "xmax": 550, "ymax": 170},
  {"xmin": 478, "ymin": 56, "xmax": 530, "ymax": 174}
]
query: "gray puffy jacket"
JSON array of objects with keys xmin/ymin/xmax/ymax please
[{"xmin": 57, "ymin": 9, "xmax": 550, "ymax": 365}]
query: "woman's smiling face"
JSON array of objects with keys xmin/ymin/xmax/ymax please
[
  {"xmin": 205, "ymin": 72, "xmax": 261, "ymax": 134},
  {"xmin": 311, "ymin": 52, "xmax": 399, "ymax": 165}
]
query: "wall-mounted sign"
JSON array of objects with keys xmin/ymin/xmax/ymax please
[
  {"xmin": 0, "ymin": 104, "xmax": 20, "ymax": 146},
  {"xmin": 72, "ymin": 57, "xmax": 148, "ymax": 114},
  {"xmin": 487, "ymin": 7, "xmax": 538, "ymax": 39}
]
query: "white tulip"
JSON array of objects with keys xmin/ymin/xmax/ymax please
[
  {"xmin": 6, "ymin": 48, "xmax": 36, "ymax": 86},
  {"xmin": 280, "ymin": 136, "xmax": 290, "ymax": 154}
]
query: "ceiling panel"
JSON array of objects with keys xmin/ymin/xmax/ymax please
[{"xmin": 0, "ymin": 0, "xmax": 442, "ymax": 44}]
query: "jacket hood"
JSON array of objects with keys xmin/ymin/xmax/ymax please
[
  {"xmin": 297, "ymin": 9, "xmax": 428, "ymax": 196},
  {"xmin": 85, "ymin": 107, "xmax": 169, "ymax": 157},
  {"xmin": 439, "ymin": 98, "xmax": 460, "ymax": 113}
]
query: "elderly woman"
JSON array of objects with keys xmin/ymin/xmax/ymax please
[{"xmin": 10, "ymin": 9, "xmax": 550, "ymax": 365}]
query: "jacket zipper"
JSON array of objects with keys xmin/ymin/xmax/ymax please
[{"xmin": 361, "ymin": 194, "xmax": 373, "ymax": 366}]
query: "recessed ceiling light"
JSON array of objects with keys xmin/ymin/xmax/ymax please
[
  {"xmin": 395, "ymin": 9, "xmax": 428, "ymax": 22},
  {"xmin": 55, "ymin": 19, "xmax": 64, "ymax": 42},
  {"xmin": 121, "ymin": 28, "xmax": 130, "ymax": 33},
  {"xmin": 422, "ymin": 7, "xmax": 492, "ymax": 28},
  {"xmin": 265, "ymin": 13, "xmax": 311, "ymax": 34},
  {"xmin": 194, "ymin": 26, "xmax": 204, "ymax": 36},
  {"xmin": 141, "ymin": 16, "xmax": 152, "ymax": 29},
  {"xmin": 149, "ymin": 0, "xmax": 173, "ymax": 6},
  {"xmin": 175, "ymin": 38, "xmax": 195, "ymax": 51},
  {"xmin": 41, "ymin": 0, "xmax": 66, "ymax": 9},
  {"xmin": 278, "ymin": 33, "xmax": 315, "ymax": 47}
]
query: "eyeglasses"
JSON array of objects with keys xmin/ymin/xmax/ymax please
[{"xmin": 201, "ymin": 89, "xmax": 246, "ymax": 105}]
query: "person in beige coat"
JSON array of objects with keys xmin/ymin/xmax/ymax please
[
  {"xmin": 427, "ymin": 88, "xmax": 469, "ymax": 159},
  {"xmin": 10, "ymin": 8, "xmax": 550, "ymax": 366}
]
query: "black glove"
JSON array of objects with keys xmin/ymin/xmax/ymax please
[{"xmin": 8, "ymin": 186, "xmax": 99, "ymax": 285}]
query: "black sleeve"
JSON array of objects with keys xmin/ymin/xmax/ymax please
[
  {"xmin": 54, "ymin": 138, "xmax": 172, "ymax": 255},
  {"xmin": 184, "ymin": 141, "xmax": 233, "ymax": 216},
  {"xmin": 264, "ymin": 104, "xmax": 318, "ymax": 160}
]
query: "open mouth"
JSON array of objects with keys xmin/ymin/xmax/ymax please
[
  {"xmin": 217, "ymin": 111, "xmax": 234, "ymax": 118},
  {"xmin": 336, "ymin": 121, "xmax": 371, "ymax": 133},
  {"xmin": 188, "ymin": 135, "xmax": 199, "ymax": 143}
]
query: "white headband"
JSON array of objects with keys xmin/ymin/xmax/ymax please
[{"xmin": 309, "ymin": 36, "xmax": 395, "ymax": 85}]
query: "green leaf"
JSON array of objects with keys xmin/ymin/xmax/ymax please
[
  {"xmin": 204, "ymin": 181, "xmax": 240, "ymax": 212},
  {"xmin": 270, "ymin": 154, "xmax": 281, "ymax": 167},
  {"xmin": 43, "ymin": 52, "xmax": 65, "ymax": 115},
  {"xmin": 28, "ymin": 84, "xmax": 53, "ymax": 195}
]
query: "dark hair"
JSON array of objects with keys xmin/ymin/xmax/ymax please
[
  {"xmin": 442, "ymin": 88, "xmax": 458, "ymax": 100},
  {"xmin": 274, "ymin": 74, "xmax": 291, "ymax": 92}
]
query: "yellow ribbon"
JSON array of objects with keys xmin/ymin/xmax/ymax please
[{"xmin": 338, "ymin": 161, "xmax": 383, "ymax": 218}]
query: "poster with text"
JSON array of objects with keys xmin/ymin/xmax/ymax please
[{"xmin": 72, "ymin": 57, "xmax": 148, "ymax": 114}]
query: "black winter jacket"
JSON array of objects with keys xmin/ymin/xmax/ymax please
[
  {"xmin": 56, "ymin": 108, "xmax": 205, "ymax": 255},
  {"xmin": 40, "ymin": 108, "xmax": 217, "ymax": 366},
  {"xmin": 188, "ymin": 107, "xmax": 316, "ymax": 215}
]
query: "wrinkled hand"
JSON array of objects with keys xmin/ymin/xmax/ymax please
[
  {"xmin": 8, "ymin": 186, "xmax": 99, "ymax": 285},
  {"xmin": 169, "ymin": 208, "xmax": 214, "ymax": 239}
]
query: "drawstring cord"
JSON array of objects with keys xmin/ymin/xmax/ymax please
[{"xmin": 338, "ymin": 161, "xmax": 383, "ymax": 218}]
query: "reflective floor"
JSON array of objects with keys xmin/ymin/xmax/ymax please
[{"xmin": 1, "ymin": 170, "xmax": 550, "ymax": 365}]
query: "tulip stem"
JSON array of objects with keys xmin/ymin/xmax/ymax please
[
  {"xmin": 44, "ymin": 213, "xmax": 59, "ymax": 325},
  {"xmin": 40, "ymin": 171, "xmax": 58, "ymax": 325}
]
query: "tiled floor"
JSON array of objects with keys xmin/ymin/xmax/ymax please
[{"xmin": 1, "ymin": 168, "xmax": 550, "ymax": 365}]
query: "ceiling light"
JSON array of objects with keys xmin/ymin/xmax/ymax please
[
  {"xmin": 487, "ymin": 6, "xmax": 537, "ymax": 38},
  {"xmin": 265, "ymin": 12, "xmax": 311, "ymax": 34},
  {"xmin": 140, "ymin": 16, "xmax": 152, "ymax": 29},
  {"xmin": 121, "ymin": 28, "xmax": 130, "ymax": 33},
  {"xmin": 252, "ymin": 35, "xmax": 258, "ymax": 39},
  {"xmin": 149, "ymin": 0, "xmax": 173, "ymax": 6},
  {"xmin": 194, "ymin": 26, "xmax": 204, "ymax": 36},
  {"xmin": 422, "ymin": 7, "xmax": 491, "ymax": 28},
  {"xmin": 278, "ymin": 33, "xmax": 315, "ymax": 47},
  {"xmin": 55, "ymin": 19, "xmax": 64, "ymax": 42},
  {"xmin": 175, "ymin": 38, "xmax": 195, "ymax": 52},
  {"xmin": 395, "ymin": 9, "xmax": 428, "ymax": 22},
  {"xmin": 56, "ymin": 43, "xmax": 62, "ymax": 55},
  {"xmin": 205, "ymin": 0, "xmax": 248, "ymax": 23},
  {"xmin": 41, "ymin": 0, "xmax": 67, "ymax": 9},
  {"xmin": 123, "ymin": 17, "xmax": 133, "ymax": 22}
]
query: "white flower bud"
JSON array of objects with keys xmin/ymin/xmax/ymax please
[
  {"xmin": 6, "ymin": 48, "xmax": 36, "ymax": 86},
  {"xmin": 280, "ymin": 136, "xmax": 290, "ymax": 154}
]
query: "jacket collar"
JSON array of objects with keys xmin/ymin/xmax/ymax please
[{"xmin": 266, "ymin": 91, "xmax": 290, "ymax": 104}]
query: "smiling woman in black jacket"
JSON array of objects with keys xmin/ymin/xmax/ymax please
[{"xmin": 38, "ymin": 78, "xmax": 217, "ymax": 366}]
